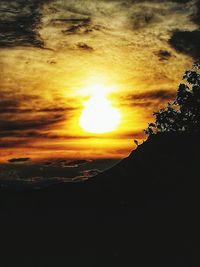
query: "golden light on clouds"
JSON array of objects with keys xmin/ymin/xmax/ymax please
[{"xmin": 0, "ymin": 0, "xmax": 199, "ymax": 161}]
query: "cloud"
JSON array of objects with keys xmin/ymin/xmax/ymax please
[
  {"xmin": 23, "ymin": 0, "xmax": 197, "ymax": 55},
  {"xmin": 40, "ymin": 159, "xmax": 93, "ymax": 169},
  {"xmin": 130, "ymin": 7, "xmax": 161, "ymax": 30},
  {"xmin": 72, "ymin": 169, "xmax": 100, "ymax": 181},
  {"xmin": 76, "ymin": 42, "xmax": 93, "ymax": 51},
  {"xmin": 169, "ymin": 30, "xmax": 200, "ymax": 59},
  {"xmin": 125, "ymin": 89, "xmax": 176, "ymax": 102},
  {"xmin": 64, "ymin": 159, "xmax": 91, "ymax": 167},
  {"xmin": 62, "ymin": 23, "xmax": 103, "ymax": 35},
  {"xmin": 121, "ymin": 89, "xmax": 176, "ymax": 114},
  {"xmin": 0, "ymin": 99, "xmax": 19, "ymax": 112},
  {"xmin": 0, "ymin": 92, "xmax": 76, "ymax": 142},
  {"xmin": 0, "ymin": 92, "xmax": 77, "ymax": 115},
  {"xmin": 0, "ymin": 0, "xmax": 46, "ymax": 48},
  {"xmin": 122, "ymin": 0, "xmax": 194, "ymax": 32},
  {"xmin": 1, "ymin": 0, "xmax": 197, "ymax": 49},
  {"xmin": 0, "ymin": 114, "xmax": 65, "ymax": 131},
  {"xmin": 60, "ymin": 18, "xmax": 91, "ymax": 35},
  {"xmin": 51, "ymin": 18, "xmax": 90, "ymax": 25},
  {"xmin": 0, "ymin": 131, "xmax": 100, "ymax": 139},
  {"xmin": 8, "ymin": 157, "xmax": 30, "ymax": 163},
  {"xmin": 154, "ymin": 50, "xmax": 172, "ymax": 61},
  {"xmin": 0, "ymin": 139, "xmax": 28, "ymax": 148},
  {"xmin": 0, "ymin": 107, "xmax": 75, "ymax": 114}
]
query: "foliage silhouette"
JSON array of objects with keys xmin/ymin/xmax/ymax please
[{"xmin": 145, "ymin": 62, "xmax": 200, "ymax": 135}]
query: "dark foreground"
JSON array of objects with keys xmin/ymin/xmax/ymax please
[{"xmin": 1, "ymin": 132, "xmax": 200, "ymax": 266}]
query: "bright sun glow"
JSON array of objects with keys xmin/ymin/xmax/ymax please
[{"xmin": 79, "ymin": 93, "xmax": 121, "ymax": 134}]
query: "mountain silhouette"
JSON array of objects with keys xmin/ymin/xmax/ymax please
[{"xmin": 1, "ymin": 131, "xmax": 200, "ymax": 266}]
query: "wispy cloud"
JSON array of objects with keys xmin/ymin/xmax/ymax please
[
  {"xmin": 125, "ymin": 89, "xmax": 176, "ymax": 101},
  {"xmin": 0, "ymin": 0, "xmax": 46, "ymax": 48}
]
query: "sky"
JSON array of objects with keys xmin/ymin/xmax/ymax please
[{"xmin": 0, "ymin": 0, "xmax": 200, "ymax": 162}]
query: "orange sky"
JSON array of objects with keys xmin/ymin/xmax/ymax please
[{"xmin": 0, "ymin": 0, "xmax": 198, "ymax": 162}]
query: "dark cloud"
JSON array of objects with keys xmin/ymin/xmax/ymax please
[
  {"xmin": 63, "ymin": 24, "xmax": 88, "ymax": 34},
  {"xmin": 122, "ymin": 89, "xmax": 176, "ymax": 111},
  {"xmin": 0, "ymin": 99, "xmax": 19, "ymax": 112},
  {"xmin": 0, "ymin": 113, "xmax": 65, "ymax": 131},
  {"xmin": 0, "ymin": 108, "xmax": 27, "ymax": 114},
  {"xmin": 61, "ymin": 20, "xmax": 103, "ymax": 35},
  {"xmin": 0, "ymin": 0, "xmax": 46, "ymax": 48},
  {"xmin": 0, "ymin": 108, "xmax": 72, "ymax": 114},
  {"xmin": 51, "ymin": 18, "xmax": 90, "ymax": 24},
  {"xmin": 0, "ymin": 99, "xmax": 75, "ymax": 149},
  {"xmin": 124, "ymin": 101, "xmax": 151, "ymax": 108},
  {"xmin": 39, "ymin": 107, "xmax": 75, "ymax": 112},
  {"xmin": 52, "ymin": 17, "xmax": 90, "ymax": 27},
  {"xmin": 128, "ymin": 0, "xmax": 191, "ymax": 31},
  {"xmin": 64, "ymin": 160, "xmax": 91, "ymax": 167},
  {"xmin": 154, "ymin": 50, "xmax": 172, "ymax": 61},
  {"xmin": 47, "ymin": 60, "xmax": 57, "ymax": 64},
  {"xmin": 0, "ymin": 131, "xmax": 98, "ymax": 139},
  {"xmin": 0, "ymin": 131, "xmax": 48, "ymax": 139},
  {"xmin": 0, "ymin": 95, "xmax": 73, "ymax": 139},
  {"xmin": 76, "ymin": 42, "xmax": 93, "ymax": 51},
  {"xmin": 0, "ymin": 92, "xmax": 76, "ymax": 114},
  {"xmin": 131, "ymin": 10, "xmax": 157, "ymax": 30},
  {"xmin": 169, "ymin": 30, "xmax": 200, "ymax": 59},
  {"xmin": 0, "ymin": 92, "xmax": 75, "ymax": 139},
  {"xmin": 50, "ymin": 10, "xmax": 104, "ymax": 36},
  {"xmin": 0, "ymin": 139, "xmax": 27, "ymax": 148},
  {"xmin": 41, "ymin": 159, "xmax": 92, "ymax": 168},
  {"xmin": 125, "ymin": 89, "xmax": 176, "ymax": 102},
  {"xmin": 8, "ymin": 157, "xmax": 30, "ymax": 163}
]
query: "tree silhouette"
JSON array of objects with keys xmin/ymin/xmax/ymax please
[{"xmin": 145, "ymin": 62, "xmax": 200, "ymax": 135}]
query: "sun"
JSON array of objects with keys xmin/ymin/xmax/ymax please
[{"xmin": 79, "ymin": 94, "xmax": 121, "ymax": 134}]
